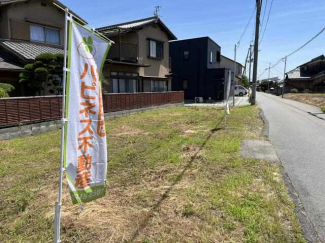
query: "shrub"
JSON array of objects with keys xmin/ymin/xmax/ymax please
[
  {"xmin": 290, "ymin": 88, "xmax": 298, "ymax": 93},
  {"xmin": 321, "ymin": 106, "xmax": 325, "ymax": 113},
  {"xmin": 304, "ymin": 89, "xmax": 309, "ymax": 93},
  {"xmin": 19, "ymin": 53, "xmax": 63, "ymax": 95},
  {"xmin": 0, "ymin": 83, "xmax": 15, "ymax": 98}
]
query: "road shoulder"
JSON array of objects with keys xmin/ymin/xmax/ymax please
[{"xmin": 259, "ymin": 104, "xmax": 320, "ymax": 243}]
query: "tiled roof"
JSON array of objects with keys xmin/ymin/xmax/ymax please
[
  {"xmin": 97, "ymin": 16, "xmax": 177, "ymax": 40},
  {"xmin": 97, "ymin": 17, "xmax": 157, "ymax": 31},
  {"xmin": 0, "ymin": 52, "xmax": 24, "ymax": 71},
  {"xmin": 0, "ymin": 40, "xmax": 63, "ymax": 61}
]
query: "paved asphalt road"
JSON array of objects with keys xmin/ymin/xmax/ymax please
[{"xmin": 258, "ymin": 92, "xmax": 325, "ymax": 242}]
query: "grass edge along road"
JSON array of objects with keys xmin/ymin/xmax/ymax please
[
  {"xmin": 284, "ymin": 93, "xmax": 325, "ymax": 112},
  {"xmin": 0, "ymin": 106, "xmax": 305, "ymax": 242}
]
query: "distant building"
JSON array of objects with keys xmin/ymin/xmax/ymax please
[
  {"xmin": 285, "ymin": 55, "xmax": 325, "ymax": 92},
  {"xmin": 169, "ymin": 37, "xmax": 236, "ymax": 101},
  {"xmin": 220, "ymin": 55, "xmax": 244, "ymax": 85},
  {"xmin": 97, "ymin": 16, "xmax": 177, "ymax": 94}
]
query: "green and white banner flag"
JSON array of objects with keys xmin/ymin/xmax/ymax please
[{"xmin": 64, "ymin": 20, "xmax": 110, "ymax": 204}]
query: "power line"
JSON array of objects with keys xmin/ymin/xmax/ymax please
[
  {"xmin": 260, "ymin": 26, "xmax": 325, "ymax": 77},
  {"xmin": 286, "ymin": 27, "xmax": 325, "ymax": 58},
  {"xmin": 270, "ymin": 58, "xmax": 283, "ymax": 69},
  {"xmin": 258, "ymin": 68, "xmax": 267, "ymax": 79},
  {"xmin": 237, "ymin": 5, "xmax": 256, "ymax": 47},
  {"xmin": 259, "ymin": 0, "xmax": 268, "ymax": 36},
  {"xmin": 259, "ymin": 0, "xmax": 274, "ymax": 45}
]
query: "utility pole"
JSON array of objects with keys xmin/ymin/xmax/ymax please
[
  {"xmin": 282, "ymin": 57, "xmax": 287, "ymax": 98},
  {"xmin": 251, "ymin": 0, "xmax": 261, "ymax": 105},
  {"xmin": 248, "ymin": 43, "xmax": 253, "ymax": 84},
  {"xmin": 243, "ymin": 47, "xmax": 250, "ymax": 76},
  {"xmin": 267, "ymin": 62, "xmax": 271, "ymax": 92},
  {"xmin": 233, "ymin": 44, "xmax": 237, "ymax": 106}
]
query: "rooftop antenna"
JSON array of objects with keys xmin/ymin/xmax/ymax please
[{"xmin": 154, "ymin": 6, "xmax": 162, "ymax": 17}]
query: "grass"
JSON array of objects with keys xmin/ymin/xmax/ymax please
[
  {"xmin": 0, "ymin": 106, "xmax": 305, "ymax": 242},
  {"xmin": 285, "ymin": 93, "xmax": 325, "ymax": 112}
]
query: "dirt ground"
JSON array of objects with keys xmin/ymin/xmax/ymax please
[{"xmin": 285, "ymin": 93, "xmax": 325, "ymax": 111}]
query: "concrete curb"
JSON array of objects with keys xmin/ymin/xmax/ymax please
[
  {"xmin": 259, "ymin": 109, "xmax": 269, "ymax": 138},
  {"xmin": 0, "ymin": 103, "xmax": 184, "ymax": 141},
  {"xmin": 259, "ymin": 107, "xmax": 320, "ymax": 243},
  {"xmin": 281, "ymin": 168, "xmax": 320, "ymax": 243}
]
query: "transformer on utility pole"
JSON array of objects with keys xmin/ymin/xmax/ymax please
[{"xmin": 251, "ymin": 0, "xmax": 261, "ymax": 105}]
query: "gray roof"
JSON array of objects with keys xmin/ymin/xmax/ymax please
[
  {"xmin": 0, "ymin": 40, "xmax": 63, "ymax": 61},
  {"xmin": 0, "ymin": 52, "xmax": 24, "ymax": 71},
  {"xmin": 97, "ymin": 16, "xmax": 177, "ymax": 40},
  {"xmin": 98, "ymin": 17, "xmax": 157, "ymax": 31}
]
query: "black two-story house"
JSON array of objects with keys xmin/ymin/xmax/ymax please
[{"xmin": 170, "ymin": 37, "xmax": 232, "ymax": 101}]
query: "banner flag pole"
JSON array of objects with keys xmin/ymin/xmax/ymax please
[{"xmin": 54, "ymin": 8, "xmax": 70, "ymax": 243}]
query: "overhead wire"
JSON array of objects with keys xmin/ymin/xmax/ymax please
[
  {"xmin": 286, "ymin": 27, "xmax": 325, "ymax": 58},
  {"xmin": 259, "ymin": 0, "xmax": 268, "ymax": 36},
  {"xmin": 236, "ymin": 4, "xmax": 257, "ymax": 48},
  {"xmin": 258, "ymin": 26, "xmax": 325, "ymax": 78},
  {"xmin": 259, "ymin": 0, "xmax": 274, "ymax": 45}
]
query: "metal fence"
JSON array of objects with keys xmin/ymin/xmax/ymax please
[{"xmin": 0, "ymin": 91, "xmax": 184, "ymax": 128}]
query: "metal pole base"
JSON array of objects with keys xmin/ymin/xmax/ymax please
[{"xmin": 54, "ymin": 202, "xmax": 61, "ymax": 243}]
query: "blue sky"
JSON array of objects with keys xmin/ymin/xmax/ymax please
[{"xmin": 62, "ymin": 0, "xmax": 325, "ymax": 79}]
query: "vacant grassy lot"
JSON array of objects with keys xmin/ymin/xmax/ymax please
[
  {"xmin": 0, "ymin": 106, "xmax": 304, "ymax": 242},
  {"xmin": 285, "ymin": 93, "xmax": 325, "ymax": 112}
]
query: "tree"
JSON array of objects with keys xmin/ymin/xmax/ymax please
[
  {"xmin": 0, "ymin": 83, "xmax": 15, "ymax": 98},
  {"xmin": 241, "ymin": 75, "xmax": 249, "ymax": 88},
  {"xmin": 19, "ymin": 53, "xmax": 64, "ymax": 96}
]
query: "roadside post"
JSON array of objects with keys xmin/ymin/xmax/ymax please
[
  {"xmin": 224, "ymin": 70, "xmax": 232, "ymax": 126},
  {"xmin": 233, "ymin": 44, "xmax": 237, "ymax": 107},
  {"xmin": 282, "ymin": 57, "xmax": 287, "ymax": 98},
  {"xmin": 268, "ymin": 62, "xmax": 271, "ymax": 92}
]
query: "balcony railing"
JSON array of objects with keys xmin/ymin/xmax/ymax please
[{"xmin": 108, "ymin": 42, "xmax": 138, "ymax": 63}]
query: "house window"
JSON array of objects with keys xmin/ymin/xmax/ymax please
[
  {"xmin": 151, "ymin": 80, "xmax": 167, "ymax": 92},
  {"xmin": 149, "ymin": 39, "xmax": 164, "ymax": 59},
  {"xmin": 183, "ymin": 80, "xmax": 188, "ymax": 90},
  {"xmin": 184, "ymin": 51, "xmax": 190, "ymax": 60},
  {"xmin": 209, "ymin": 51, "xmax": 213, "ymax": 64},
  {"xmin": 112, "ymin": 79, "xmax": 139, "ymax": 93},
  {"xmin": 30, "ymin": 25, "xmax": 60, "ymax": 44},
  {"xmin": 113, "ymin": 79, "xmax": 119, "ymax": 93},
  {"xmin": 216, "ymin": 51, "xmax": 221, "ymax": 62},
  {"xmin": 111, "ymin": 72, "xmax": 139, "ymax": 93}
]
